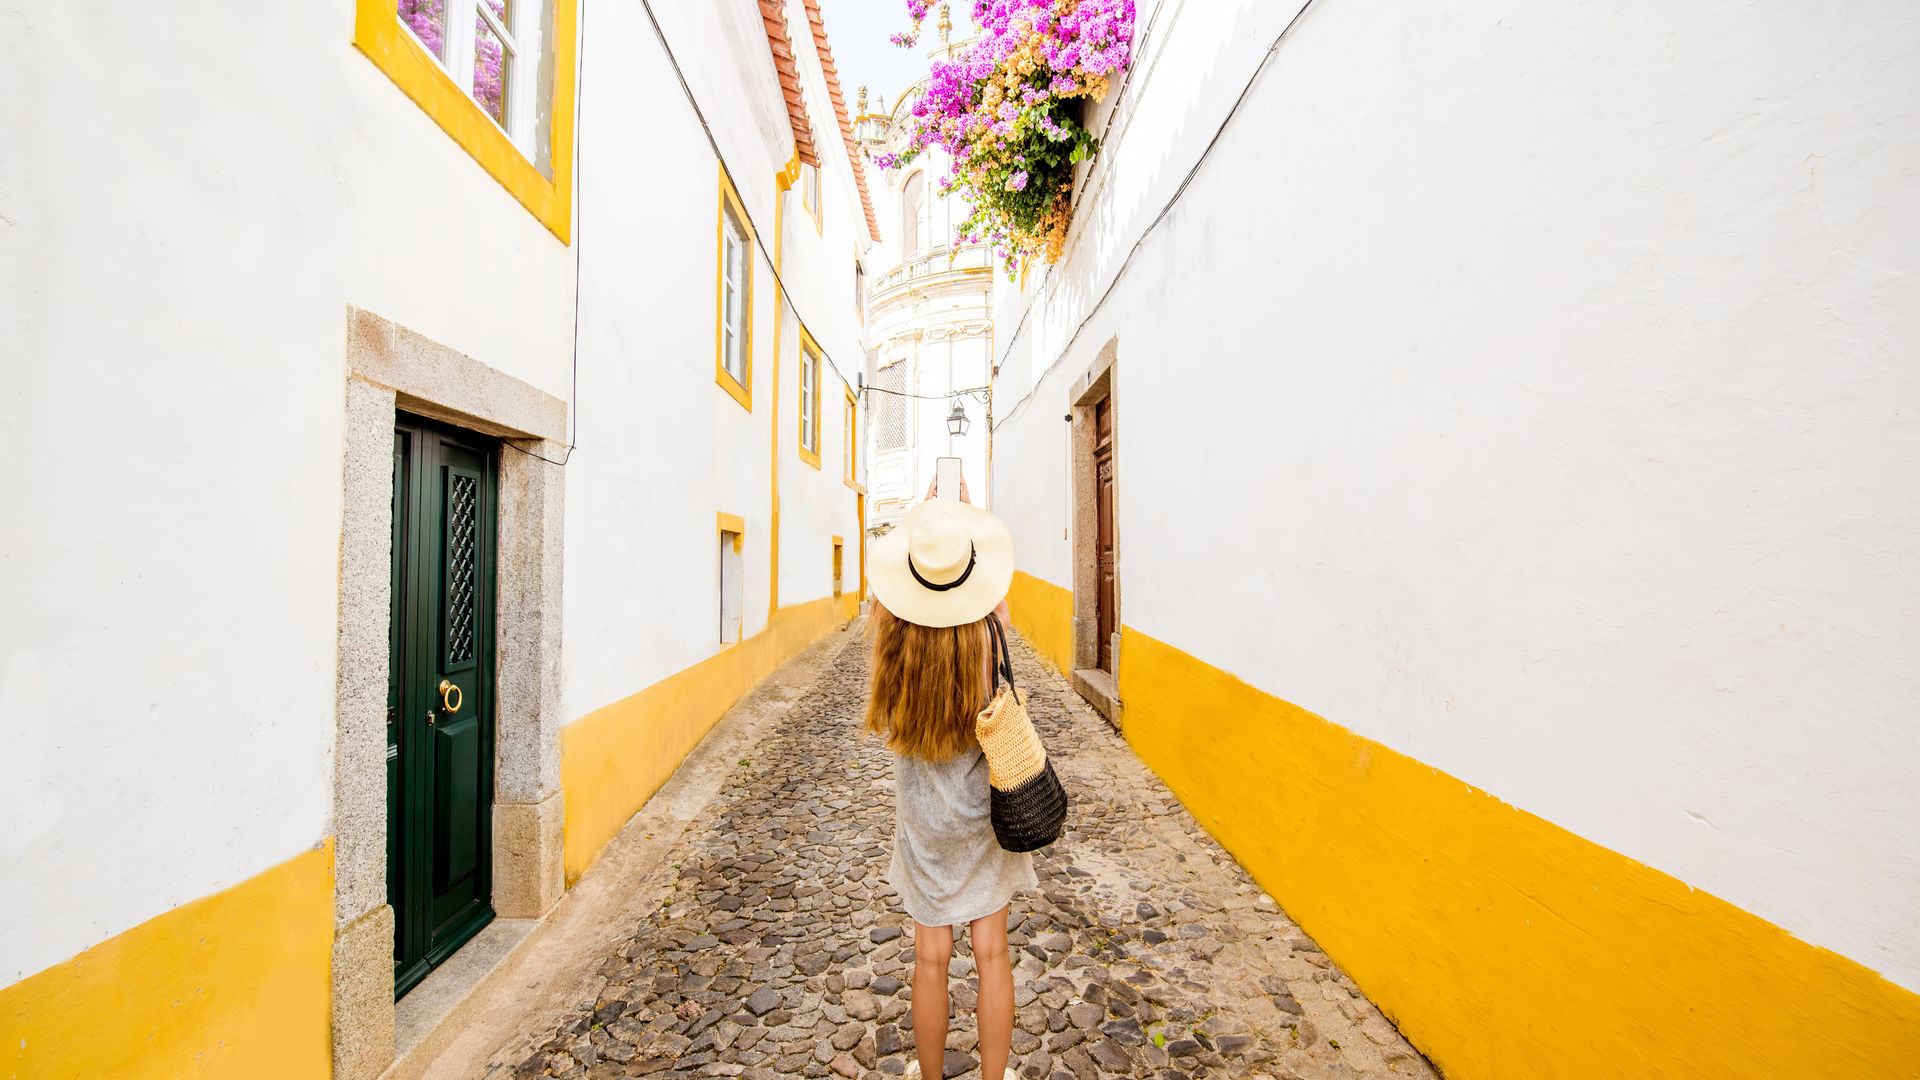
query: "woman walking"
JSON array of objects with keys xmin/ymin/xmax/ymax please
[{"xmin": 864, "ymin": 494, "xmax": 1036, "ymax": 1080}]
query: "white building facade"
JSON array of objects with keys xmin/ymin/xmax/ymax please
[
  {"xmin": 0, "ymin": 2, "xmax": 874, "ymax": 1078},
  {"xmin": 985, "ymin": 2, "xmax": 1920, "ymax": 1078},
  {"xmin": 855, "ymin": 43, "xmax": 996, "ymax": 530}
]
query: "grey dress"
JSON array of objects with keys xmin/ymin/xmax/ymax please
[{"xmin": 888, "ymin": 742, "xmax": 1037, "ymax": 927}]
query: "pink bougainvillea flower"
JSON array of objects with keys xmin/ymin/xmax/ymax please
[
  {"xmin": 397, "ymin": 0, "xmax": 447, "ymax": 58},
  {"xmin": 883, "ymin": 0, "xmax": 1134, "ymax": 270}
]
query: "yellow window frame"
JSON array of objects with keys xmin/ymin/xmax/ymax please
[
  {"xmin": 352, "ymin": 0, "xmax": 577, "ymax": 242},
  {"xmin": 797, "ymin": 327, "xmax": 823, "ymax": 469},
  {"xmin": 717, "ymin": 512, "xmax": 746, "ymax": 646},
  {"xmin": 715, "ymin": 167, "xmax": 755, "ymax": 411},
  {"xmin": 801, "ymin": 164, "xmax": 824, "ymax": 235}
]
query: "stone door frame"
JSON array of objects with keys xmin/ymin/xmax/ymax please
[
  {"xmin": 1066, "ymin": 339, "xmax": 1121, "ymax": 725},
  {"xmin": 331, "ymin": 307, "xmax": 568, "ymax": 1080}
]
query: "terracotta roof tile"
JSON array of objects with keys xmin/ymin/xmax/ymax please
[{"xmin": 760, "ymin": 0, "xmax": 819, "ymax": 167}]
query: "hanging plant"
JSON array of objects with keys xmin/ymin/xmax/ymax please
[{"xmin": 878, "ymin": 0, "xmax": 1136, "ymax": 274}]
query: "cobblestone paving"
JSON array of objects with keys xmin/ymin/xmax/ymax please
[{"xmin": 485, "ymin": 628, "xmax": 1436, "ymax": 1080}]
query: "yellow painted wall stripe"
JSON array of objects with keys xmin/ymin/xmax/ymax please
[
  {"xmin": 1007, "ymin": 571, "xmax": 1920, "ymax": 1078},
  {"xmin": 1007, "ymin": 570, "xmax": 1075, "ymax": 677},
  {"xmin": 560, "ymin": 598, "xmax": 848, "ymax": 880},
  {"xmin": 768, "ymin": 157, "xmax": 795, "ymax": 615},
  {"xmin": 1, "ymin": 840, "xmax": 334, "ymax": 1079}
]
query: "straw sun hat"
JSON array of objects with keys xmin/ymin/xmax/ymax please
[{"xmin": 868, "ymin": 498, "xmax": 1014, "ymax": 628}]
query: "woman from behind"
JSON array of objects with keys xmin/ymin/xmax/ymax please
[{"xmin": 864, "ymin": 497, "xmax": 1035, "ymax": 1080}]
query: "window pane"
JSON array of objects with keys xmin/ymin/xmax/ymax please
[
  {"xmin": 801, "ymin": 357, "xmax": 815, "ymax": 448},
  {"xmin": 473, "ymin": 4, "xmax": 510, "ymax": 127},
  {"xmin": 723, "ymin": 221, "xmax": 747, "ymax": 381},
  {"xmin": 397, "ymin": 0, "xmax": 447, "ymax": 61},
  {"xmin": 723, "ymin": 245, "xmax": 737, "ymax": 317},
  {"xmin": 725, "ymin": 215, "xmax": 748, "ymax": 291},
  {"xmin": 902, "ymin": 173, "xmax": 924, "ymax": 256},
  {"xmin": 720, "ymin": 533, "xmax": 743, "ymax": 644}
]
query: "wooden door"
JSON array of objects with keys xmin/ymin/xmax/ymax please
[
  {"xmin": 1094, "ymin": 397, "xmax": 1116, "ymax": 672},
  {"xmin": 389, "ymin": 415, "xmax": 498, "ymax": 998}
]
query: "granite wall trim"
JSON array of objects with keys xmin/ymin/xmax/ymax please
[{"xmin": 334, "ymin": 307, "xmax": 570, "ymax": 1077}]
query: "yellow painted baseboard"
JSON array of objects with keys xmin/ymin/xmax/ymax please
[
  {"xmin": 1, "ymin": 840, "xmax": 335, "ymax": 1079},
  {"xmin": 1007, "ymin": 570, "xmax": 1075, "ymax": 676},
  {"xmin": 1118, "ymin": 626, "xmax": 1920, "ymax": 1078},
  {"xmin": 560, "ymin": 598, "xmax": 847, "ymax": 880}
]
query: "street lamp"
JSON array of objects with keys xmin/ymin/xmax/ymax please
[{"xmin": 946, "ymin": 397, "xmax": 970, "ymax": 437}]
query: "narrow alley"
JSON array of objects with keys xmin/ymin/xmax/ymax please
[
  {"xmin": 474, "ymin": 625, "xmax": 1435, "ymax": 1080},
  {"xmin": 9, "ymin": 1, "xmax": 1918, "ymax": 1076}
]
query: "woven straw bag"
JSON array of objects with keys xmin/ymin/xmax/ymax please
[{"xmin": 975, "ymin": 617, "xmax": 1068, "ymax": 852}]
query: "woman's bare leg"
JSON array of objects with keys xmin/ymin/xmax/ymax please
[
  {"xmin": 969, "ymin": 906, "xmax": 1014, "ymax": 1080},
  {"xmin": 912, "ymin": 921, "xmax": 954, "ymax": 1079}
]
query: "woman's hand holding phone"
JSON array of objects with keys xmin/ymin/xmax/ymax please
[{"xmin": 924, "ymin": 471, "xmax": 972, "ymax": 505}]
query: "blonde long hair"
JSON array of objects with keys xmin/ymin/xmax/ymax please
[{"xmin": 864, "ymin": 603, "xmax": 990, "ymax": 762}]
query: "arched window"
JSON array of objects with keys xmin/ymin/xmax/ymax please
[{"xmin": 901, "ymin": 171, "xmax": 924, "ymax": 256}]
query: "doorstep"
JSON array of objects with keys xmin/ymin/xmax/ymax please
[
  {"xmin": 1071, "ymin": 667, "xmax": 1121, "ymax": 728},
  {"xmin": 384, "ymin": 916, "xmax": 541, "ymax": 1080}
]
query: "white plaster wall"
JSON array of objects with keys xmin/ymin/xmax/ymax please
[
  {"xmin": 0, "ymin": 1, "xmax": 574, "ymax": 982},
  {"xmin": 563, "ymin": 0, "xmax": 867, "ymax": 723},
  {"xmin": 775, "ymin": 259, "xmax": 867, "ymax": 609},
  {"xmin": 561, "ymin": 0, "xmax": 778, "ymax": 720},
  {"xmin": 989, "ymin": 0, "xmax": 1920, "ymax": 989},
  {"xmin": 776, "ymin": 0, "xmax": 869, "ymax": 611}
]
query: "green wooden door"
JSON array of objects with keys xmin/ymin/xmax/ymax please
[{"xmin": 389, "ymin": 415, "xmax": 498, "ymax": 998}]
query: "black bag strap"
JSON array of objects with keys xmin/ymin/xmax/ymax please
[{"xmin": 985, "ymin": 614, "xmax": 1017, "ymax": 696}]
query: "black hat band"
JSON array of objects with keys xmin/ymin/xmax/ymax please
[{"xmin": 908, "ymin": 544, "xmax": 977, "ymax": 592}]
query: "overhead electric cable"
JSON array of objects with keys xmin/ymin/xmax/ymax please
[{"xmin": 861, "ymin": 384, "xmax": 990, "ymax": 401}]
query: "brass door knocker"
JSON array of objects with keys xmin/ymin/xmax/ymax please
[{"xmin": 437, "ymin": 679, "xmax": 463, "ymax": 713}]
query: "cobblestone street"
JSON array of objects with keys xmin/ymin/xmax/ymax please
[{"xmin": 482, "ymin": 626, "xmax": 1435, "ymax": 1080}]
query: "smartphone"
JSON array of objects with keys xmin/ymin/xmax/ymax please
[{"xmin": 935, "ymin": 456, "xmax": 963, "ymax": 500}]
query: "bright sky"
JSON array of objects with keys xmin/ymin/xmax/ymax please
[{"xmin": 820, "ymin": 0, "xmax": 979, "ymax": 115}]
